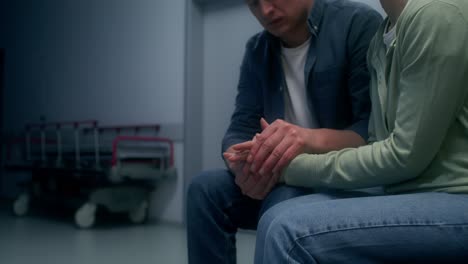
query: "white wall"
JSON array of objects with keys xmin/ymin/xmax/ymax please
[
  {"xmin": 3, "ymin": 0, "xmax": 186, "ymax": 223},
  {"xmin": 201, "ymin": 0, "xmax": 385, "ymax": 170}
]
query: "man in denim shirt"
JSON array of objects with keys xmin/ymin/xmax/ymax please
[{"xmin": 187, "ymin": 0, "xmax": 381, "ymax": 263}]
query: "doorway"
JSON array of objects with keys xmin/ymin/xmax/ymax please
[{"xmin": 0, "ymin": 48, "xmax": 4, "ymax": 196}]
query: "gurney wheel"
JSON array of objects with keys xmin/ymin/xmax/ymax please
[
  {"xmin": 128, "ymin": 200, "xmax": 149, "ymax": 224},
  {"xmin": 75, "ymin": 203, "xmax": 97, "ymax": 229},
  {"xmin": 12, "ymin": 193, "xmax": 30, "ymax": 216}
]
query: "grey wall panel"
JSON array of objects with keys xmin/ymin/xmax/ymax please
[{"xmin": 183, "ymin": 0, "xmax": 204, "ymax": 215}]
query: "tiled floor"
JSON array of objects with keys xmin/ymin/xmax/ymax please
[{"xmin": 0, "ymin": 201, "xmax": 256, "ymax": 264}]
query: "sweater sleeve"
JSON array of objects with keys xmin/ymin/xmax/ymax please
[{"xmin": 283, "ymin": 2, "xmax": 468, "ymax": 189}]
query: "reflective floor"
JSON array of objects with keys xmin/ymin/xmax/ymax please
[{"xmin": 0, "ymin": 200, "xmax": 256, "ymax": 264}]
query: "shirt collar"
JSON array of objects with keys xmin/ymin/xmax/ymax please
[
  {"xmin": 267, "ymin": 0, "xmax": 325, "ymax": 50},
  {"xmin": 307, "ymin": 0, "xmax": 325, "ymax": 36}
]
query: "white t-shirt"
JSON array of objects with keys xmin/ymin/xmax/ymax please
[
  {"xmin": 383, "ymin": 21, "xmax": 396, "ymax": 50},
  {"xmin": 281, "ymin": 38, "xmax": 318, "ymax": 128}
]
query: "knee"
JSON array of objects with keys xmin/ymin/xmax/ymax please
[
  {"xmin": 186, "ymin": 169, "xmax": 229, "ymax": 208},
  {"xmin": 187, "ymin": 171, "xmax": 212, "ymax": 203},
  {"xmin": 257, "ymin": 202, "xmax": 292, "ymax": 246},
  {"xmin": 260, "ymin": 185, "xmax": 313, "ymax": 217},
  {"xmin": 255, "ymin": 204, "xmax": 297, "ymax": 262}
]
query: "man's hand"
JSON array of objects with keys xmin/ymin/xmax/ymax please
[
  {"xmin": 225, "ymin": 119, "xmax": 312, "ymax": 200},
  {"xmin": 227, "ymin": 118, "xmax": 366, "ymax": 199},
  {"xmin": 235, "ymin": 118, "xmax": 314, "ymax": 179},
  {"xmin": 223, "ymin": 146, "xmax": 249, "ymax": 178},
  {"xmin": 224, "ymin": 136, "xmax": 280, "ymax": 200}
]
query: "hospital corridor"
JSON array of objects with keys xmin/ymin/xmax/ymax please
[{"xmin": 0, "ymin": 0, "xmax": 412, "ymax": 263}]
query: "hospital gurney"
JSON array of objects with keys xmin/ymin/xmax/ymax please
[{"xmin": 3, "ymin": 120, "xmax": 176, "ymax": 228}]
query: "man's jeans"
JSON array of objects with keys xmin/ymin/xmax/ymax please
[
  {"xmin": 186, "ymin": 169, "xmax": 315, "ymax": 264},
  {"xmin": 255, "ymin": 191, "xmax": 468, "ymax": 263}
]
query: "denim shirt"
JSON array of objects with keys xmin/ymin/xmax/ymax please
[{"xmin": 222, "ymin": 0, "xmax": 382, "ymax": 153}]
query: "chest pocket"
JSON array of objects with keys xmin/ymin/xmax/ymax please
[
  {"xmin": 312, "ymin": 66, "xmax": 346, "ymax": 98},
  {"xmin": 310, "ymin": 66, "xmax": 349, "ymax": 128}
]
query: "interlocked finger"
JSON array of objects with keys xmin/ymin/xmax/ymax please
[
  {"xmin": 272, "ymin": 143, "xmax": 302, "ymax": 174},
  {"xmin": 232, "ymin": 141, "xmax": 254, "ymax": 153},
  {"xmin": 248, "ymin": 121, "xmax": 279, "ymax": 163},
  {"xmin": 261, "ymin": 171, "xmax": 281, "ymax": 198},
  {"xmin": 239, "ymin": 170, "xmax": 260, "ymax": 196},
  {"xmin": 245, "ymin": 170, "xmax": 274, "ymax": 200},
  {"xmin": 249, "ymin": 127, "xmax": 285, "ymax": 175},
  {"xmin": 258, "ymin": 135, "xmax": 294, "ymax": 176}
]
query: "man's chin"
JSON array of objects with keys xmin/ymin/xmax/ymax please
[{"xmin": 266, "ymin": 28, "xmax": 286, "ymax": 39}]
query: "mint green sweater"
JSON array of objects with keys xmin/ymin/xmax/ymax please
[{"xmin": 283, "ymin": 0, "xmax": 468, "ymax": 194}]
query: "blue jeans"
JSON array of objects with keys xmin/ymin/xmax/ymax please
[
  {"xmin": 255, "ymin": 191, "xmax": 468, "ymax": 263},
  {"xmin": 186, "ymin": 169, "xmax": 315, "ymax": 264}
]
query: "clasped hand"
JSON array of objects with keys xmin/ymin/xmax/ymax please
[{"xmin": 223, "ymin": 118, "xmax": 312, "ymax": 200}]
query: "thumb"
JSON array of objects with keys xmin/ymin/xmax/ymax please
[
  {"xmin": 223, "ymin": 152, "xmax": 232, "ymax": 159},
  {"xmin": 260, "ymin": 118, "xmax": 269, "ymax": 131}
]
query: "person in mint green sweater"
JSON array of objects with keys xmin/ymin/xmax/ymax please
[{"xmin": 229, "ymin": 0, "xmax": 468, "ymax": 262}]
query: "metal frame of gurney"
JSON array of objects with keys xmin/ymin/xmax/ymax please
[{"xmin": 3, "ymin": 120, "xmax": 176, "ymax": 228}]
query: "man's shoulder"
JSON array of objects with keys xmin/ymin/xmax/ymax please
[
  {"xmin": 324, "ymin": 0, "xmax": 374, "ymax": 10},
  {"xmin": 243, "ymin": 30, "xmax": 277, "ymax": 62},
  {"xmin": 245, "ymin": 31, "xmax": 271, "ymax": 51},
  {"xmin": 323, "ymin": 0, "xmax": 381, "ymax": 18},
  {"xmin": 316, "ymin": 0, "xmax": 382, "ymax": 44}
]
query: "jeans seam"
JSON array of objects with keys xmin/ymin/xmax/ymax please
[
  {"xmin": 286, "ymin": 223, "xmax": 468, "ymax": 262},
  {"xmin": 302, "ymin": 222, "xmax": 468, "ymax": 237},
  {"xmin": 287, "ymin": 241, "xmax": 319, "ymax": 264}
]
